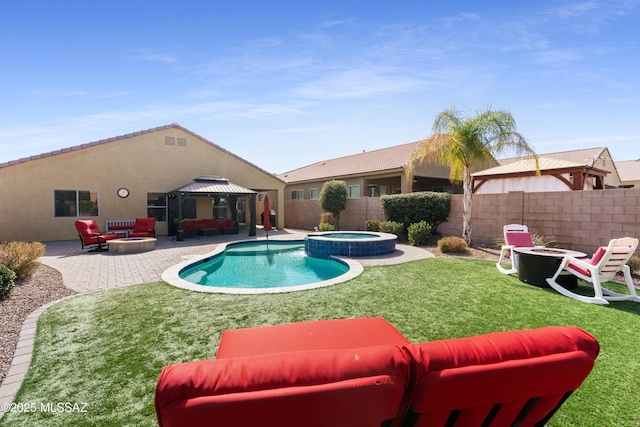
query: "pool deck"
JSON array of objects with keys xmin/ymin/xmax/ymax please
[
  {"xmin": 0, "ymin": 228, "xmax": 434, "ymax": 416},
  {"xmin": 38, "ymin": 228, "xmax": 434, "ymax": 293}
]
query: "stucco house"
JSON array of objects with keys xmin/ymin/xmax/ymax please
[
  {"xmin": 0, "ymin": 124, "xmax": 285, "ymax": 242},
  {"xmin": 278, "ymin": 140, "xmax": 462, "ymax": 200},
  {"xmin": 276, "ymin": 140, "xmax": 468, "ymax": 230},
  {"xmin": 616, "ymin": 159, "xmax": 640, "ymax": 188}
]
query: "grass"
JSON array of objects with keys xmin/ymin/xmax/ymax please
[{"xmin": 2, "ymin": 258, "xmax": 640, "ymax": 426}]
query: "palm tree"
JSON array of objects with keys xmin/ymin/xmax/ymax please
[{"xmin": 407, "ymin": 106, "xmax": 539, "ymax": 244}]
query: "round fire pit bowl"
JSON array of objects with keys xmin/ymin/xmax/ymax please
[{"xmin": 108, "ymin": 237, "xmax": 157, "ymax": 254}]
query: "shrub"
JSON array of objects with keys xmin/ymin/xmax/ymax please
[
  {"xmin": 437, "ymin": 236, "xmax": 468, "ymax": 254},
  {"xmin": 627, "ymin": 255, "xmax": 640, "ymax": 273},
  {"xmin": 0, "ymin": 241, "xmax": 45, "ymax": 281},
  {"xmin": 380, "ymin": 191, "xmax": 450, "ymax": 231},
  {"xmin": 407, "ymin": 221, "xmax": 432, "ymax": 246},
  {"xmin": 0, "ymin": 264, "xmax": 17, "ymax": 298},
  {"xmin": 319, "ymin": 180, "xmax": 348, "ymax": 230},
  {"xmin": 318, "ymin": 222, "xmax": 335, "ymax": 231},
  {"xmin": 379, "ymin": 221, "xmax": 405, "ymax": 240},
  {"xmin": 364, "ymin": 220, "xmax": 381, "ymax": 232}
]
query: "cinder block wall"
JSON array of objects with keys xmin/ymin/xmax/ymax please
[
  {"xmin": 439, "ymin": 189, "xmax": 640, "ymax": 254},
  {"xmin": 284, "ymin": 198, "xmax": 386, "ymax": 231},
  {"xmin": 285, "ymin": 189, "xmax": 640, "ymax": 255}
]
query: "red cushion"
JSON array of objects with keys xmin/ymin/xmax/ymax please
[
  {"xmin": 569, "ymin": 246, "xmax": 607, "ymax": 277},
  {"xmin": 133, "ymin": 218, "xmax": 155, "ymax": 232},
  {"xmin": 216, "ymin": 317, "xmax": 411, "ymax": 358},
  {"xmin": 109, "ymin": 225, "xmax": 133, "ymax": 230},
  {"xmin": 155, "ymin": 345, "xmax": 411, "ymax": 427},
  {"xmin": 224, "ymin": 220, "xmax": 236, "ymax": 228},
  {"xmin": 203, "ymin": 219, "xmax": 216, "ymax": 228},
  {"xmin": 408, "ymin": 326, "xmax": 599, "ymax": 427},
  {"xmin": 505, "ymin": 232, "xmax": 534, "ymax": 248}
]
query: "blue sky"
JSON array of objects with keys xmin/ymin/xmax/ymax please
[{"xmin": 1, "ymin": 0, "xmax": 639, "ymax": 174}]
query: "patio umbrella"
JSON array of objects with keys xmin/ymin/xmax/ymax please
[{"xmin": 263, "ymin": 195, "xmax": 272, "ymax": 247}]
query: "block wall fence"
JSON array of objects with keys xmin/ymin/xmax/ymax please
[{"xmin": 285, "ymin": 188, "xmax": 640, "ymax": 255}]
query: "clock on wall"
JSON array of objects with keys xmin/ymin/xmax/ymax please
[{"xmin": 117, "ymin": 188, "xmax": 129, "ymax": 198}]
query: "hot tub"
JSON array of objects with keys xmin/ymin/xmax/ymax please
[{"xmin": 305, "ymin": 231, "xmax": 397, "ymax": 259}]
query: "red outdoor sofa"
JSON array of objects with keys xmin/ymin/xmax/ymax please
[
  {"xmin": 182, "ymin": 219, "xmax": 239, "ymax": 238},
  {"xmin": 155, "ymin": 317, "xmax": 599, "ymax": 427}
]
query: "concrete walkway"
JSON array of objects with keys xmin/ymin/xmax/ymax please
[{"xmin": 0, "ymin": 228, "xmax": 434, "ymax": 418}]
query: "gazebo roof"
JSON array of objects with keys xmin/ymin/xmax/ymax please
[{"xmin": 170, "ymin": 176, "xmax": 257, "ymax": 195}]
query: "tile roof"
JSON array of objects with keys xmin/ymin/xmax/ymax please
[
  {"xmin": 616, "ymin": 159, "xmax": 640, "ymax": 182},
  {"xmin": 0, "ymin": 124, "xmax": 285, "ymax": 183},
  {"xmin": 278, "ymin": 140, "xmax": 423, "ymax": 183}
]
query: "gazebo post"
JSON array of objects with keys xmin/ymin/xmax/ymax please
[
  {"xmin": 249, "ymin": 193, "xmax": 256, "ymax": 236},
  {"xmin": 177, "ymin": 192, "xmax": 184, "ymax": 241}
]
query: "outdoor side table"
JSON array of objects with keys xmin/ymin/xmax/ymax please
[{"xmin": 514, "ymin": 248, "xmax": 587, "ymax": 288}]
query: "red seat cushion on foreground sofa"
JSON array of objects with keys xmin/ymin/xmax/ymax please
[
  {"xmin": 406, "ymin": 326, "xmax": 600, "ymax": 427},
  {"xmin": 216, "ymin": 317, "xmax": 411, "ymax": 358},
  {"xmin": 155, "ymin": 345, "xmax": 412, "ymax": 427}
]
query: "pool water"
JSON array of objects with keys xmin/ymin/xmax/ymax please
[
  {"xmin": 312, "ymin": 232, "xmax": 379, "ymax": 239},
  {"xmin": 179, "ymin": 241, "xmax": 349, "ymax": 289}
]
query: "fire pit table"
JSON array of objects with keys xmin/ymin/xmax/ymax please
[
  {"xmin": 513, "ymin": 247, "xmax": 587, "ymax": 288},
  {"xmin": 108, "ymin": 237, "xmax": 157, "ymax": 254}
]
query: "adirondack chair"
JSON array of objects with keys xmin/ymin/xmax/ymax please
[
  {"xmin": 546, "ymin": 237, "xmax": 640, "ymax": 304},
  {"xmin": 496, "ymin": 224, "xmax": 545, "ymax": 274}
]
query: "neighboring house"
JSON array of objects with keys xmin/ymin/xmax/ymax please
[
  {"xmin": 472, "ymin": 147, "xmax": 622, "ymax": 194},
  {"xmin": 616, "ymin": 159, "xmax": 640, "ymax": 188},
  {"xmin": 0, "ymin": 124, "xmax": 285, "ymax": 242},
  {"xmin": 278, "ymin": 140, "xmax": 462, "ymax": 203}
]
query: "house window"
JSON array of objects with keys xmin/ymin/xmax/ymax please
[
  {"xmin": 310, "ymin": 188, "xmax": 318, "ymax": 200},
  {"xmin": 54, "ymin": 190, "xmax": 99, "ymax": 217},
  {"xmin": 258, "ymin": 193, "xmax": 266, "ymax": 202},
  {"xmin": 379, "ymin": 185, "xmax": 389, "ymax": 196},
  {"xmin": 147, "ymin": 193, "xmax": 167, "ymax": 221},
  {"xmin": 291, "ymin": 190, "xmax": 304, "ymax": 200},
  {"xmin": 213, "ymin": 196, "xmax": 228, "ymax": 219},
  {"xmin": 349, "ymin": 185, "xmax": 360, "ymax": 198}
]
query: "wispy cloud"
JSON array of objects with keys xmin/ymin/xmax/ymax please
[
  {"xmin": 292, "ymin": 66, "xmax": 430, "ymax": 100},
  {"xmin": 26, "ymin": 88, "xmax": 131, "ymax": 99},
  {"xmin": 130, "ymin": 49, "xmax": 178, "ymax": 63},
  {"xmin": 555, "ymin": 1, "xmax": 598, "ymax": 18}
]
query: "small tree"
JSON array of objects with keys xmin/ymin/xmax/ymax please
[{"xmin": 318, "ymin": 180, "xmax": 348, "ymax": 230}]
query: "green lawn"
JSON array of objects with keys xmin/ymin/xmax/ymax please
[{"xmin": 2, "ymin": 258, "xmax": 639, "ymax": 426}]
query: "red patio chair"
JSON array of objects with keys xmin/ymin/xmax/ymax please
[
  {"xmin": 128, "ymin": 217, "xmax": 156, "ymax": 238},
  {"xmin": 74, "ymin": 220, "xmax": 118, "ymax": 251}
]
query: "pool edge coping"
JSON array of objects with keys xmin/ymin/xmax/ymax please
[{"xmin": 161, "ymin": 237, "xmax": 364, "ymax": 294}]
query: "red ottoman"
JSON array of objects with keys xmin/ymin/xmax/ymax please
[{"xmin": 216, "ymin": 317, "xmax": 411, "ymax": 358}]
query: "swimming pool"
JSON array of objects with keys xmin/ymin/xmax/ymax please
[{"xmin": 162, "ymin": 239, "xmax": 363, "ymax": 294}]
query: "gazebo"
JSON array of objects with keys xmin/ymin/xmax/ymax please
[
  {"xmin": 169, "ymin": 176, "xmax": 258, "ymax": 239},
  {"xmin": 472, "ymin": 157, "xmax": 609, "ymax": 194}
]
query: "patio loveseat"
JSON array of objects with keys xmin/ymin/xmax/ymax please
[{"xmin": 155, "ymin": 317, "xmax": 599, "ymax": 427}]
